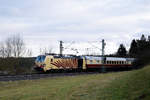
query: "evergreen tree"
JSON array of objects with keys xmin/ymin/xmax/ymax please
[
  {"xmin": 129, "ymin": 39, "xmax": 138, "ymax": 57},
  {"xmin": 137, "ymin": 35, "xmax": 148, "ymax": 54},
  {"xmin": 131, "ymin": 34, "xmax": 150, "ymax": 67},
  {"xmin": 148, "ymin": 36, "xmax": 150, "ymax": 42},
  {"xmin": 116, "ymin": 44, "xmax": 127, "ymax": 57},
  {"xmin": 140, "ymin": 34, "xmax": 146, "ymax": 41}
]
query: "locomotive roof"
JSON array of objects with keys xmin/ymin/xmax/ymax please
[{"xmin": 53, "ymin": 55, "xmax": 79, "ymax": 59}]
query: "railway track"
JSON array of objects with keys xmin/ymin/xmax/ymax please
[{"xmin": 0, "ymin": 72, "xmax": 99, "ymax": 81}]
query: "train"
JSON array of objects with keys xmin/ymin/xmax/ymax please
[{"xmin": 34, "ymin": 54, "xmax": 135, "ymax": 72}]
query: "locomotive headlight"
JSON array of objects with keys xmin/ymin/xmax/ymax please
[{"xmin": 39, "ymin": 64, "xmax": 46, "ymax": 68}]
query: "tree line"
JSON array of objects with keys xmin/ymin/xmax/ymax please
[{"xmin": 116, "ymin": 34, "xmax": 150, "ymax": 67}]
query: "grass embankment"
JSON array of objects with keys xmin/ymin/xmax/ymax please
[{"xmin": 0, "ymin": 66, "xmax": 150, "ymax": 100}]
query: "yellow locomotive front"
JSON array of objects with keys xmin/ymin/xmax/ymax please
[{"xmin": 34, "ymin": 55, "xmax": 46, "ymax": 71}]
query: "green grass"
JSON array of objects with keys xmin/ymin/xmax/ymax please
[{"xmin": 0, "ymin": 65, "xmax": 150, "ymax": 100}]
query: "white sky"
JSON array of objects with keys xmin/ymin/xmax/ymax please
[{"xmin": 0, "ymin": 0, "xmax": 150, "ymax": 56}]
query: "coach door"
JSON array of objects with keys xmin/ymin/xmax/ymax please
[{"xmin": 78, "ymin": 59, "xmax": 83, "ymax": 69}]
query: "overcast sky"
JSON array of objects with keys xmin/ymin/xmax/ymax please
[{"xmin": 0, "ymin": 0, "xmax": 150, "ymax": 56}]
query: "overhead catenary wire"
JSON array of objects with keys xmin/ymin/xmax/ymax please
[{"xmin": 59, "ymin": 39, "xmax": 105, "ymax": 55}]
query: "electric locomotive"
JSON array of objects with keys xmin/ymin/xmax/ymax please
[{"xmin": 34, "ymin": 54, "xmax": 134, "ymax": 72}]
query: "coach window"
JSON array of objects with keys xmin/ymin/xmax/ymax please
[
  {"xmin": 119, "ymin": 61, "xmax": 121, "ymax": 64},
  {"xmin": 51, "ymin": 59, "xmax": 53, "ymax": 62},
  {"xmin": 109, "ymin": 61, "xmax": 111, "ymax": 64},
  {"xmin": 107, "ymin": 61, "xmax": 109, "ymax": 64},
  {"xmin": 114, "ymin": 61, "xmax": 115, "ymax": 64},
  {"xmin": 90, "ymin": 60, "xmax": 93, "ymax": 64},
  {"xmin": 126, "ymin": 61, "xmax": 128, "ymax": 64},
  {"xmin": 97, "ymin": 60, "xmax": 99, "ymax": 64},
  {"xmin": 117, "ymin": 61, "xmax": 119, "ymax": 64},
  {"xmin": 114, "ymin": 61, "xmax": 116, "ymax": 64}
]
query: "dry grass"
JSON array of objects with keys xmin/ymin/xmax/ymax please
[{"xmin": 0, "ymin": 66, "xmax": 150, "ymax": 100}]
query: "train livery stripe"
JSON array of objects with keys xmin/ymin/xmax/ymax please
[{"xmin": 51, "ymin": 58, "xmax": 78, "ymax": 69}]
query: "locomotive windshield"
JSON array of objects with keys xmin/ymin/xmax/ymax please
[{"xmin": 36, "ymin": 55, "xmax": 46, "ymax": 62}]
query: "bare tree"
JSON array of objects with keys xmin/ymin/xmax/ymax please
[
  {"xmin": 39, "ymin": 46, "xmax": 53, "ymax": 55},
  {"xmin": 11, "ymin": 34, "xmax": 25, "ymax": 57},
  {"xmin": 0, "ymin": 43, "xmax": 6, "ymax": 58},
  {"xmin": 26, "ymin": 49, "xmax": 33, "ymax": 57},
  {"xmin": 5, "ymin": 37, "xmax": 13, "ymax": 57},
  {"xmin": 47, "ymin": 46, "xmax": 53, "ymax": 53},
  {"xmin": 0, "ymin": 34, "xmax": 26, "ymax": 58}
]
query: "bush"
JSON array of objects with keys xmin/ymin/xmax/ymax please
[{"xmin": 0, "ymin": 57, "xmax": 35, "ymax": 75}]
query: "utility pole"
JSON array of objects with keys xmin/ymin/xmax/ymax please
[
  {"xmin": 101, "ymin": 39, "xmax": 106, "ymax": 72},
  {"xmin": 60, "ymin": 41, "xmax": 63, "ymax": 56},
  {"xmin": 102, "ymin": 39, "xmax": 106, "ymax": 56}
]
